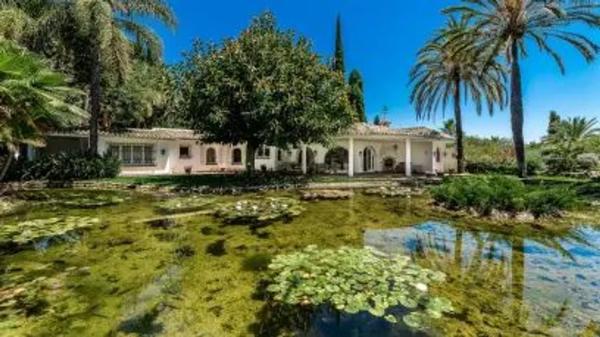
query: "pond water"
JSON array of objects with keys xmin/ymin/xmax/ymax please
[{"xmin": 0, "ymin": 189, "xmax": 599, "ymax": 337}]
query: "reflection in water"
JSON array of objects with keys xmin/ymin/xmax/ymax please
[{"xmin": 364, "ymin": 223, "xmax": 600, "ymax": 337}]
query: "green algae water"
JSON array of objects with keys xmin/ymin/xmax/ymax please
[{"xmin": 0, "ymin": 189, "xmax": 599, "ymax": 337}]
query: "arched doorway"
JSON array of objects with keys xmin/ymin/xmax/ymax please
[
  {"xmin": 324, "ymin": 147, "xmax": 348, "ymax": 173},
  {"xmin": 363, "ymin": 146, "xmax": 376, "ymax": 172}
]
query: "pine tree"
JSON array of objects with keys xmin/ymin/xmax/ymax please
[
  {"xmin": 332, "ymin": 14, "xmax": 345, "ymax": 75},
  {"xmin": 373, "ymin": 115, "xmax": 381, "ymax": 126},
  {"xmin": 348, "ymin": 69, "xmax": 366, "ymax": 122}
]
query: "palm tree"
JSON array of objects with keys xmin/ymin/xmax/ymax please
[
  {"xmin": 0, "ymin": 0, "xmax": 176, "ymax": 154},
  {"xmin": 556, "ymin": 117, "xmax": 599, "ymax": 141},
  {"xmin": 410, "ymin": 16, "xmax": 507, "ymax": 173},
  {"xmin": 441, "ymin": 119, "xmax": 456, "ymax": 136},
  {"xmin": 446, "ymin": 0, "xmax": 600, "ymax": 177},
  {"xmin": 543, "ymin": 117, "xmax": 599, "ymax": 172},
  {"xmin": 0, "ymin": 41, "xmax": 86, "ymax": 182}
]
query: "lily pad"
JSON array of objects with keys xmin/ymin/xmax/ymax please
[
  {"xmin": 0, "ymin": 217, "xmax": 100, "ymax": 246},
  {"xmin": 155, "ymin": 196, "xmax": 214, "ymax": 214},
  {"xmin": 266, "ymin": 245, "xmax": 452, "ymax": 329},
  {"xmin": 56, "ymin": 194, "xmax": 124, "ymax": 208},
  {"xmin": 300, "ymin": 190, "xmax": 353, "ymax": 201},
  {"xmin": 364, "ymin": 186, "xmax": 418, "ymax": 198},
  {"xmin": 0, "ymin": 199, "xmax": 25, "ymax": 217},
  {"xmin": 214, "ymin": 197, "xmax": 304, "ymax": 224}
]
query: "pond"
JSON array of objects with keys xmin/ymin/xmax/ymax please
[{"xmin": 0, "ymin": 189, "xmax": 598, "ymax": 337}]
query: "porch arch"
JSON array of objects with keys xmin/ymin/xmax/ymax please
[{"xmin": 324, "ymin": 147, "xmax": 348, "ymax": 172}]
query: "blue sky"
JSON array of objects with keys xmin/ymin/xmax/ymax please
[{"xmin": 152, "ymin": 0, "xmax": 600, "ymax": 142}]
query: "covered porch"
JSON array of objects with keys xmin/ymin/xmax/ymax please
[{"xmin": 299, "ymin": 135, "xmax": 452, "ymax": 177}]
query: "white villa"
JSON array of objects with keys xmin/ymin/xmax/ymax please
[{"xmin": 36, "ymin": 123, "xmax": 456, "ymax": 177}]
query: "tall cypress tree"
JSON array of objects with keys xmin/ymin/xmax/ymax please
[
  {"xmin": 348, "ymin": 69, "xmax": 366, "ymax": 122},
  {"xmin": 333, "ymin": 14, "xmax": 345, "ymax": 74}
]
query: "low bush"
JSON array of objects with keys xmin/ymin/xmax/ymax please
[
  {"xmin": 524, "ymin": 189, "xmax": 577, "ymax": 217},
  {"xmin": 431, "ymin": 175, "xmax": 577, "ymax": 218},
  {"xmin": 6, "ymin": 152, "xmax": 120, "ymax": 181},
  {"xmin": 430, "ymin": 175, "xmax": 525, "ymax": 215},
  {"xmin": 465, "ymin": 157, "xmax": 542, "ymax": 176}
]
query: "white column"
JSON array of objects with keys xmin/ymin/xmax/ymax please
[
  {"xmin": 405, "ymin": 138, "xmax": 412, "ymax": 177},
  {"xmin": 301, "ymin": 144, "xmax": 308, "ymax": 175},
  {"xmin": 348, "ymin": 137, "xmax": 354, "ymax": 177}
]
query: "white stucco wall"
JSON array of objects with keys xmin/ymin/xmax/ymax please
[{"xmin": 45, "ymin": 133, "xmax": 456, "ymax": 176}]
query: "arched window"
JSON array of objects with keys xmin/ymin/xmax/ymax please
[
  {"xmin": 232, "ymin": 148, "xmax": 242, "ymax": 165},
  {"xmin": 435, "ymin": 147, "xmax": 441, "ymax": 163},
  {"xmin": 206, "ymin": 148, "xmax": 217, "ymax": 165}
]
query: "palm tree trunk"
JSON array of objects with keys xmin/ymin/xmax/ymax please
[
  {"xmin": 510, "ymin": 44, "xmax": 526, "ymax": 177},
  {"xmin": 88, "ymin": 42, "xmax": 102, "ymax": 155},
  {"xmin": 453, "ymin": 77, "xmax": 465, "ymax": 173},
  {"xmin": 245, "ymin": 142, "xmax": 256, "ymax": 174}
]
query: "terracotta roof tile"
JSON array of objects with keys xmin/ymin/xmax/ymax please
[{"xmin": 48, "ymin": 124, "xmax": 453, "ymax": 141}]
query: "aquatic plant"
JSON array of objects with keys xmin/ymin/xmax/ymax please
[
  {"xmin": 0, "ymin": 278, "xmax": 49, "ymax": 317},
  {"xmin": 206, "ymin": 239, "xmax": 227, "ymax": 256},
  {"xmin": 300, "ymin": 189, "xmax": 353, "ymax": 201},
  {"xmin": 364, "ymin": 186, "xmax": 418, "ymax": 198},
  {"xmin": 0, "ymin": 199, "xmax": 25, "ymax": 217},
  {"xmin": 0, "ymin": 217, "xmax": 100, "ymax": 246},
  {"xmin": 266, "ymin": 245, "xmax": 453, "ymax": 328},
  {"xmin": 214, "ymin": 197, "xmax": 304, "ymax": 224},
  {"xmin": 57, "ymin": 193, "xmax": 124, "ymax": 208},
  {"xmin": 242, "ymin": 253, "xmax": 272, "ymax": 272},
  {"xmin": 155, "ymin": 196, "xmax": 214, "ymax": 214}
]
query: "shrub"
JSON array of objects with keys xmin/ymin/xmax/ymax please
[
  {"xmin": 465, "ymin": 157, "xmax": 542, "ymax": 176},
  {"xmin": 430, "ymin": 175, "xmax": 526, "ymax": 215},
  {"xmin": 6, "ymin": 152, "xmax": 120, "ymax": 181},
  {"xmin": 431, "ymin": 175, "xmax": 577, "ymax": 218},
  {"xmin": 525, "ymin": 189, "xmax": 577, "ymax": 217}
]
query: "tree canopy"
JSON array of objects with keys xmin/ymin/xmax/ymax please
[{"xmin": 182, "ymin": 13, "xmax": 353, "ymax": 171}]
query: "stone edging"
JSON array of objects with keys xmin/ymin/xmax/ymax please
[{"xmin": 0, "ymin": 177, "xmax": 442, "ymax": 195}]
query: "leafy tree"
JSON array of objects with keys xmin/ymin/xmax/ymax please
[
  {"xmin": 0, "ymin": 41, "xmax": 86, "ymax": 182},
  {"xmin": 332, "ymin": 14, "xmax": 345, "ymax": 74},
  {"xmin": 182, "ymin": 13, "xmax": 353, "ymax": 172},
  {"xmin": 0, "ymin": 0, "xmax": 176, "ymax": 153},
  {"xmin": 447, "ymin": 0, "xmax": 600, "ymax": 177},
  {"xmin": 543, "ymin": 117, "xmax": 599, "ymax": 173},
  {"xmin": 102, "ymin": 61, "xmax": 174, "ymax": 129},
  {"xmin": 348, "ymin": 69, "xmax": 366, "ymax": 122},
  {"xmin": 410, "ymin": 16, "xmax": 507, "ymax": 173}
]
